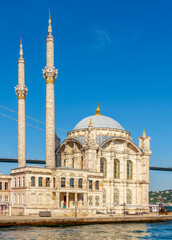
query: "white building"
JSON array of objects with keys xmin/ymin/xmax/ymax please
[{"xmin": 5, "ymin": 14, "xmax": 152, "ymax": 216}]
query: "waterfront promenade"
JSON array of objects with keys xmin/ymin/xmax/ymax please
[{"xmin": 0, "ymin": 215, "xmax": 172, "ymax": 227}]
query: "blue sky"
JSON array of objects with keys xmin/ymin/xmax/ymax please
[{"xmin": 0, "ymin": 0, "xmax": 172, "ymax": 191}]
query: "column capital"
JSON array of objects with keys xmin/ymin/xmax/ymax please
[{"xmin": 15, "ymin": 85, "xmax": 28, "ymax": 99}]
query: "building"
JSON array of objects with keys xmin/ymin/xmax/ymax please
[
  {"xmin": 4, "ymin": 14, "xmax": 152, "ymax": 216},
  {"xmin": 0, "ymin": 174, "xmax": 11, "ymax": 215}
]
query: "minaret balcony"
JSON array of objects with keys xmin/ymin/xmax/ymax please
[
  {"xmin": 15, "ymin": 85, "xmax": 28, "ymax": 99},
  {"xmin": 43, "ymin": 67, "xmax": 58, "ymax": 81}
]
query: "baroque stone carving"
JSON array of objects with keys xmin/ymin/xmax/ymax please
[
  {"xmin": 43, "ymin": 67, "xmax": 58, "ymax": 82},
  {"xmin": 15, "ymin": 85, "xmax": 28, "ymax": 98}
]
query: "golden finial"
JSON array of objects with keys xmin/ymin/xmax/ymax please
[
  {"xmin": 49, "ymin": 10, "xmax": 51, "ymax": 20},
  {"xmin": 95, "ymin": 103, "xmax": 101, "ymax": 115},
  {"xmin": 143, "ymin": 128, "xmax": 145, "ymax": 133},
  {"xmin": 20, "ymin": 38, "xmax": 22, "ymax": 45},
  {"xmin": 88, "ymin": 118, "xmax": 93, "ymax": 127}
]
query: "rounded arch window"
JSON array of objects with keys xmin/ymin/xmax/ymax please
[
  {"xmin": 100, "ymin": 158, "xmax": 107, "ymax": 177},
  {"xmin": 127, "ymin": 160, "xmax": 133, "ymax": 180},
  {"xmin": 70, "ymin": 178, "xmax": 74, "ymax": 188},
  {"xmin": 114, "ymin": 159, "xmax": 120, "ymax": 179},
  {"xmin": 78, "ymin": 178, "xmax": 83, "ymax": 188},
  {"xmin": 61, "ymin": 177, "xmax": 65, "ymax": 188}
]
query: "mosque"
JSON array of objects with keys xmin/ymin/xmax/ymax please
[{"xmin": 0, "ymin": 14, "xmax": 152, "ymax": 216}]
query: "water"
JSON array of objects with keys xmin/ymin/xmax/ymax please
[{"xmin": 0, "ymin": 222, "xmax": 171, "ymax": 240}]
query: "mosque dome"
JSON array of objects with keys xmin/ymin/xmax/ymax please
[{"xmin": 74, "ymin": 104, "xmax": 124, "ymax": 130}]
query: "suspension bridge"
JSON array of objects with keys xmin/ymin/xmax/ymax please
[{"xmin": 0, "ymin": 105, "xmax": 172, "ymax": 172}]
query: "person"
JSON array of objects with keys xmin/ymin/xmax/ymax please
[{"xmin": 63, "ymin": 204, "xmax": 65, "ymax": 209}]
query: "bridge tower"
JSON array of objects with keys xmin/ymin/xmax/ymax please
[
  {"xmin": 15, "ymin": 39, "xmax": 28, "ymax": 168},
  {"xmin": 43, "ymin": 13, "xmax": 58, "ymax": 168}
]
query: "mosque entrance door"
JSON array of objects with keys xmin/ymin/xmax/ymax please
[{"xmin": 64, "ymin": 196, "xmax": 66, "ymax": 207}]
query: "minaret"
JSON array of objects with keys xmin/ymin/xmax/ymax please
[
  {"xmin": 15, "ymin": 39, "xmax": 28, "ymax": 168},
  {"xmin": 43, "ymin": 13, "xmax": 58, "ymax": 168}
]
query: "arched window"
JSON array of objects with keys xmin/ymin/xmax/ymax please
[
  {"xmin": 5, "ymin": 182, "xmax": 8, "ymax": 190},
  {"xmin": 72, "ymin": 158, "xmax": 74, "ymax": 168},
  {"xmin": 31, "ymin": 176, "xmax": 35, "ymax": 187},
  {"xmin": 18, "ymin": 177, "xmax": 21, "ymax": 187},
  {"xmin": 127, "ymin": 189, "xmax": 132, "ymax": 204},
  {"xmin": 113, "ymin": 188, "xmax": 119, "ymax": 205},
  {"xmin": 127, "ymin": 160, "xmax": 133, "ymax": 180},
  {"xmin": 70, "ymin": 178, "xmax": 74, "ymax": 188},
  {"xmin": 95, "ymin": 181, "xmax": 99, "ymax": 190},
  {"xmin": 14, "ymin": 178, "xmax": 16, "ymax": 187},
  {"xmin": 100, "ymin": 158, "xmax": 107, "ymax": 177},
  {"xmin": 23, "ymin": 177, "xmax": 25, "ymax": 187},
  {"xmin": 0, "ymin": 182, "xmax": 2, "ymax": 190},
  {"xmin": 89, "ymin": 180, "xmax": 92, "ymax": 190},
  {"xmin": 53, "ymin": 177, "xmax": 56, "ymax": 188},
  {"xmin": 38, "ymin": 177, "xmax": 42, "ymax": 187},
  {"xmin": 114, "ymin": 159, "xmax": 120, "ymax": 179},
  {"xmin": 61, "ymin": 177, "xmax": 65, "ymax": 187},
  {"xmin": 46, "ymin": 177, "xmax": 50, "ymax": 187},
  {"xmin": 81, "ymin": 157, "xmax": 83, "ymax": 169},
  {"xmin": 78, "ymin": 178, "xmax": 83, "ymax": 188}
]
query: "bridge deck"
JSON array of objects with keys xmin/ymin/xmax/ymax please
[{"xmin": 0, "ymin": 158, "xmax": 171, "ymax": 171}]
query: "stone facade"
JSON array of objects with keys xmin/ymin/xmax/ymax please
[
  {"xmin": 10, "ymin": 167, "xmax": 103, "ymax": 216},
  {"xmin": 9, "ymin": 123, "xmax": 151, "ymax": 216},
  {"xmin": 7, "ymin": 15, "xmax": 152, "ymax": 216},
  {"xmin": 0, "ymin": 174, "xmax": 12, "ymax": 215},
  {"xmin": 55, "ymin": 121, "xmax": 151, "ymax": 215}
]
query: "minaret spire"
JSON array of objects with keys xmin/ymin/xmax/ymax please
[
  {"xmin": 43, "ymin": 13, "xmax": 58, "ymax": 168},
  {"xmin": 19, "ymin": 38, "xmax": 23, "ymax": 58},
  {"xmin": 15, "ymin": 39, "xmax": 28, "ymax": 168},
  {"xmin": 48, "ymin": 10, "xmax": 52, "ymax": 35}
]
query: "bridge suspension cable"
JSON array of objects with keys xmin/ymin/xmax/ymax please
[
  {"xmin": 151, "ymin": 156, "xmax": 172, "ymax": 164},
  {"xmin": 0, "ymin": 105, "xmax": 67, "ymax": 133},
  {"xmin": 0, "ymin": 112, "xmax": 65, "ymax": 139}
]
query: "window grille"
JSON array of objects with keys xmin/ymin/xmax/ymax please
[
  {"xmin": 38, "ymin": 177, "xmax": 43, "ymax": 187},
  {"xmin": 61, "ymin": 177, "xmax": 65, "ymax": 187},
  {"xmin": 31, "ymin": 176, "xmax": 35, "ymax": 187},
  {"xmin": 46, "ymin": 177, "xmax": 50, "ymax": 187},
  {"xmin": 78, "ymin": 178, "xmax": 83, "ymax": 188}
]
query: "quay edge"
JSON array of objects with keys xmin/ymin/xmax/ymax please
[{"xmin": 0, "ymin": 216, "xmax": 172, "ymax": 227}]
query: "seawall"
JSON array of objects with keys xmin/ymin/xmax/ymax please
[{"xmin": 0, "ymin": 215, "xmax": 172, "ymax": 227}]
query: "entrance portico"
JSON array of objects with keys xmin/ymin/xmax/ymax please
[{"xmin": 59, "ymin": 192, "xmax": 87, "ymax": 208}]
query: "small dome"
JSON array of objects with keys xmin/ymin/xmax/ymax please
[{"xmin": 74, "ymin": 115, "xmax": 124, "ymax": 130}]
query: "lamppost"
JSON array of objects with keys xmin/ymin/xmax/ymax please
[
  {"xmin": 123, "ymin": 202, "xmax": 126, "ymax": 217},
  {"xmin": 74, "ymin": 199, "xmax": 77, "ymax": 218}
]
